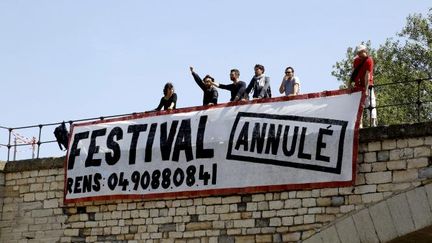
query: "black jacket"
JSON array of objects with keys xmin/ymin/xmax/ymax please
[{"xmin": 192, "ymin": 72, "xmax": 218, "ymax": 105}]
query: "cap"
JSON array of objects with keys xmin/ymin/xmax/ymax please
[{"xmin": 356, "ymin": 44, "xmax": 367, "ymax": 53}]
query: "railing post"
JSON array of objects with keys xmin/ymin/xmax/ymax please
[
  {"xmin": 37, "ymin": 125, "xmax": 42, "ymax": 159},
  {"xmin": 7, "ymin": 128, "xmax": 12, "ymax": 162}
]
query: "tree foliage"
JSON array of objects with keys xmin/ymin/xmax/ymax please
[{"xmin": 332, "ymin": 8, "xmax": 432, "ymax": 126}]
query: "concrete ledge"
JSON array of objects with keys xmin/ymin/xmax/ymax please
[
  {"xmin": 360, "ymin": 121, "xmax": 432, "ymax": 143},
  {"xmin": 4, "ymin": 157, "xmax": 64, "ymax": 172}
]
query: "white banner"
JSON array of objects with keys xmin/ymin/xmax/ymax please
[{"xmin": 64, "ymin": 90, "xmax": 363, "ymax": 202}]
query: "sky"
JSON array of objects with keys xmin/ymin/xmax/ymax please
[{"xmin": 0, "ymin": 0, "xmax": 430, "ymax": 160}]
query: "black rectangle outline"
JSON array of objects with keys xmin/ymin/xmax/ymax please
[{"xmin": 226, "ymin": 112, "xmax": 348, "ymax": 174}]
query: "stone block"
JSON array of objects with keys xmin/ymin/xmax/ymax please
[
  {"xmin": 269, "ymin": 201, "xmax": 283, "ymax": 210},
  {"xmin": 302, "ymin": 198, "xmax": 316, "ymax": 207},
  {"xmin": 362, "ymin": 193, "xmax": 384, "ymax": 204},
  {"xmin": 414, "ymin": 146, "xmax": 431, "ymax": 157},
  {"xmin": 387, "ymin": 160, "xmax": 406, "ymax": 170},
  {"xmin": 233, "ymin": 219, "xmax": 254, "ymax": 228},
  {"xmin": 369, "ymin": 200, "xmax": 398, "ymax": 242},
  {"xmin": 282, "ymin": 232, "xmax": 301, "ymax": 242},
  {"xmin": 335, "ymin": 216, "xmax": 360, "ymax": 243},
  {"xmin": 393, "ymin": 169, "xmax": 418, "ymax": 183},
  {"xmin": 269, "ymin": 218, "xmax": 281, "ymax": 226},
  {"xmin": 368, "ymin": 141, "xmax": 382, "ymax": 152},
  {"xmin": 406, "ymin": 187, "xmax": 432, "ymax": 229},
  {"xmin": 407, "ymin": 157, "xmax": 429, "ymax": 169},
  {"xmin": 354, "ymin": 184, "xmax": 376, "ymax": 194},
  {"xmin": 352, "ymin": 209, "xmax": 379, "ymax": 243},
  {"xmin": 316, "ymin": 198, "xmax": 331, "ymax": 206},
  {"xmin": 365, "ymin": 171, "xmax": 392, "ymax": 184},
  {"xmin": 377, "ymin": 151, "xmax": 390, "ymax": 161},
  {"xmin": 382, "ymin": 140, "xmax": 396, "ymax": 150},
  {"xmin": 390, "ymin": 148, "xmax": 413, "ymax": 160},
  {"xmin": 372, "ymin": 162, "xmax": 387, "ymax": 171},
  {"xmin": 320, "ymin": 188, "xmax": 338, "ymax": 197},
  {"xmin": 364, "ymin": 152, "xmax": 377, "ymax": 163},
  {"xmin": 386, "ymin": 193, "xmax": 415, "ymax": 236},
  {"xmin": 331, "ymin": 197, "xmax": 344, "ymax": 206},
  {"xmin": 284, "ymin": 199, "xmax": 301, "ymax": 208}
]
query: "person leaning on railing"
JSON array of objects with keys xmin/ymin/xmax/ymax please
[
  {"xmin": 279, "ymin": 66, "xmax": 300, "ymax": 96},
  {"xmin": 245, "ymin": 64, "xmax": 272, "ymax": 100},
  {"xmin": 350, "ymin": 44, "xmax": 377, "ymax": 127},
  {"xmin": 154, "ymin": 82, "xmax": 177, "ymax": 111},
  {"xmin": 211, "ymin": 69, "xmax": 247, "ymax": 102}
]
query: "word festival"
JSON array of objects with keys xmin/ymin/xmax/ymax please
[{"xmin": 64, "ymin": 90, "xmax": 363, "ymax": 203}]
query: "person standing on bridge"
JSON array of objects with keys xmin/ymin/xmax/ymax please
[
  {"xmin": 279, "ymin": 66, "xmax": 300, "ymax": 96},
  {"xmin": 190, "ymin": 67, "xmax": 218, "ymax": 106},
  {"xmin": 212, "ymin": 69, "xmax": 247, "ymax": 102},
  {"xmin": 351, "ymin": 44, "xmax": 377, "ymax": 127},
  {"xmin": 154, "ymin": 82, "xmax": 177, "ymax": 111},
  {"xmin": 245, "ymin": 64, "xmax": 272, "ymax": 99}
]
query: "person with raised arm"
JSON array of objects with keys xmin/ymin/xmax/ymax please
[{"xmin": 189, "ymin": 66, "xmax": 218, "ymax": 105}]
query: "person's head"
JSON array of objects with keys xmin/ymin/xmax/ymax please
[
  {"xmin": 356, "ymin": 45, "xmax": 368, "ymax": 58},
  {"xmin": 285, "ymin": 67, "xmax": 294, "ymax": 78},
  {"xmin": 254, "ymin": 64, "xmax": 265, "ymax": 76},
  {"xmin": 230, "ymin": 69, "xmax": 240, "ymax": 82},
  {"xmin": 203, "ymin": 75, "xmax": 214, "ymax": 89},
  {"xmin": 163, "ymin": 82, "xmax": 174, "ymax": 97}
]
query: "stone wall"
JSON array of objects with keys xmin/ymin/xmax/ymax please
[{"xmin": 1, "ymin": 122, "xmax": 432, "ymax": 243}]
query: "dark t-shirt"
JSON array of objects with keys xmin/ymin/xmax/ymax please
[
  {"xmin": 219, "ymin": 81, "xmax": 247, "ymax": 101},
  {"xmin": 192, "ymin": 72, "xmax": 218, "ymax": 105},
  {"xmin": 155, "ymin": 93, "xmax": 177, "ymax": 111}
]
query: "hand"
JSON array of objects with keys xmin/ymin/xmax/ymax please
[
  {"xmin": 189, "ymin": 66, "xmax": 194, "ymax": 73},
  {"xmin": 283, "ymin": 75, "xmax": 289, "ymax": 81},
  {"xmin": 207, "ymin": 103, "xmax": 214, "ymax": 106}
]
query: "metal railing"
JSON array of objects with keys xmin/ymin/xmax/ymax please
[
  {"xmin": 0, "ymin": 112, "xmax": 141, "ymax": 162},
  {"xmin": 364, "ymin": 77, "xmax": 432, "ymax": 127},
  {"xmin": 1, "ymin": 77, "xmax": 431, "ymax": 162}
]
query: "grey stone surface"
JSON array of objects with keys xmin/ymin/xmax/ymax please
[
  {"xmin": 352, "ymin": 210, "xmax": 379, "ymax": 243},
  {"xmin": 426, "ymin": 183, "xmax": 432, "ymax": 211},
  {"xmin": 369, "ymin": 200, "xmax": 398, "ymax": 242},
  {"xmin": 377, "ymin": 150, "xmax": 390, "ymax": 161},
  {"xmin": 303, "ymin": 234, "xmax": 322, "ymax": 243},
  {"xmin": 406, "ymin": 187, "xmax": 432, "ymax": 229},
  {"xmin": 0, "ymin": 172, "xmax": 4, "ymax": 186},
  {"xmin": 359, "ymin": 121, "xmax": 432, "ymax": 143},
  {"xmin": 419, "ymin": 167, "xmax": 432, "ymax": 179},
  {"xmin": 320, "ymin": 226, "xmax": 340, "ymax": 243},
  {"xmin": 331, "ymin": 196, "xmax": 344, "ymax": 206},
  {"xmin": 386, "ymin": 193, "xmax": 415, "ymax": 236},
  {"xmin": 335, "ymin": 216, "xmax": 360, "ymax": 243},
  {"xmin": 4, "ymin": 157, "xmax": 64, "ymax": 172}
]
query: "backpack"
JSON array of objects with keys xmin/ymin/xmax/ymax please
[{"xmin": 54, "ymin": 122, "xmax": 69, "ymax": 150}]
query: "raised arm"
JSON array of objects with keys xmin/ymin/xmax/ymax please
[
  {"xmin": 190, "ymin": 66, "xmax": 205, "ymax": 91},
  {"xmin": 279, "ymin": 78, "xmax": 286, "ymax": 94}
]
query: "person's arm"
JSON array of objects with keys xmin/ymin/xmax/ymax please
[
  {"xmin": 258, "ymin": 77, "xmax": 271, "ymax": 98},
  {"xmin": 218, "ymin": 83, "xmax": 232, "ymax": 91},
  {"xmin": 168, "ymin": 93, "xmax": 177, "ymax": 109},
  {"xmin": 190, "ymin": 67, "xmax": 205, "ymax": 91},
  {"xmin": 279, "ymin": 78, "xmax": 286, "ymax": 94},
  {"xmin": 234, "ymin": 82, "xmax": 246, "ymax": 101},
  {"xmin": 209, "ymin": 88, "xmax": 218, "ymax": 105},
  {"xmin": 244, "ymin": 78, "xmax": 254, "ymax": 99},
  {"xmin": 154, "ymin": 97, "xmax": 164, "ymax": 111},
  {"xmin": 291, "ymin": 77, "xmax": 300, "ymax": 95},
  {"xmin": 292, "ymin": 83, "xmax": 299, "ymax": 96}
]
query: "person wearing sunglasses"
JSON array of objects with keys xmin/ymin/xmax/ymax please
[{"xmin": 279, "ymin": 66, "xmax": 300, "ymax": 96}]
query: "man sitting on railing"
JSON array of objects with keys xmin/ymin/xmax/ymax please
[{"xmin": 351, "ymin": 45, "xmax": 377, "ymax": 127}]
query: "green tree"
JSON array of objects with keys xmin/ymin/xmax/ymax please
[{"xmin": 332, "ymin": 8, "xmax": 432, "ymax": 126}]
